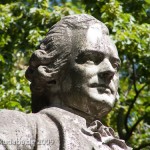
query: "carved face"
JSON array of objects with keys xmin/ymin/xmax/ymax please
[{"xmin": 61, "ymin": 24, "xmax": 120, "ymax": 118}]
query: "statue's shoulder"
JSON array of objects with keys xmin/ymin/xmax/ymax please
[
  {"xmin": 39, "ymin": 107, "xmax": 95, "ymax": 150},
  {"xmin": 40, "ymin": 107, "xmax": 87, "ymax": 128},
  {"xmin": 39, "ymin": 107, "xmax": 87, "ymax": 130},
  {"xmin": 0, "ymin": 109, "xmax": 33, "ymax": 126},
  {"xmin": 0, "ymin": 109, "xmax": 60, "ymax": 150},
  {"xmin": 0, "ymin": 109, "xmax": 36, "ymax": 149}
]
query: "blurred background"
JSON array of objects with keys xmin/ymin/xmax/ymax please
[{"xmin": 0, "ymin": 0, "xmax": 150, "ymax": 149}]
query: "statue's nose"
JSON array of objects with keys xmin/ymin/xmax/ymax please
[
  {"xmin": 98, "ymin": 58, "xmax": 115, "ymax": 82},
  {"xmin": 98, "ymin": 71, "xmax": 115, "ymax": 81}
]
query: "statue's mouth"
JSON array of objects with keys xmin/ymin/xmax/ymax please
[{"xmin": 89, "ymin": 83, "xmax": 112, "ymax": 94}]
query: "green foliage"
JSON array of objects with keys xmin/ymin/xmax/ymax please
[{"xmin": 0, "ymin": 0, "xmax": 150, "ymax": 149}]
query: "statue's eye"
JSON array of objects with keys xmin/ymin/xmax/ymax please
[
  {"xmin": 93, "ymin": 56, "xmax": 103, "ymax": 65},
  {"xmin": 113, "ymin": 63, "xmax": 120, "ymax": 70},
  {"xmin": 75, "ymin": 53, "xmax": 87, "ymax": 64},
  {"xmin": 75, "ymin": 51, "xmax": 103, "ymax": 65},
  {"xmin": 110, "ymin": 58, "xmax": 121, "ymax": 71}
]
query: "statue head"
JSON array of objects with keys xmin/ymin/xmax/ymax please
[{"xmin": 25, "ymin": 14, "xmax": 120, "ymax": 119}]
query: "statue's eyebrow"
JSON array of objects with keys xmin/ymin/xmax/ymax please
[
  {"xmin": 75, "ymin": 50, "xmax": 104, "ymax": 64},
  {"xmin": 78, "ymin": 49, "xmax": 121, "ymax": 64},
  {"xmin": 82, "ymin": 49, "xmax": 104, "ymax": 57}
]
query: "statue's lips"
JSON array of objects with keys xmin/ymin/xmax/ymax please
[{"xmin": 89, "ymin": 83, "xmax": 112, "ymax": 94}]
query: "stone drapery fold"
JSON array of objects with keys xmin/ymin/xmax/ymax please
[{"xmin": 82, "ymin": 120, "xmax": 132, "ymax": 150}]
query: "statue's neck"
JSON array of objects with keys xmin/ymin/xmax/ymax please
[
  {"xmin": 47, "ymin": 93, "xmax": 100, "ymax": 126},
  {"xmin": 49, "ymin": 99, "xmax": 96, "ymax": 126},
  {"xmin": 62, "ymin": 106, "xmax": 98, "ymax": 126}
]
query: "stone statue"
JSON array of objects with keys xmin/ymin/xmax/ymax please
[{"xmin": 0, "ymin": 14, "xmax": 132, "ymax": 150}]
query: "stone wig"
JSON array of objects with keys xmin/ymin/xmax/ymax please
[{"xmin": 25, "ymin": 14, "xmax": 109, "ymax": 113}]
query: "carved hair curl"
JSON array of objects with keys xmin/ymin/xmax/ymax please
[{"xmin": 25, "ymin": 14, "xmax": 108, "ymax": 112}]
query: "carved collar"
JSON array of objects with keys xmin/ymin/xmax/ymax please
[{"xmin": 82, "ymin": 120, "xmax": 132, "ymax": 150}]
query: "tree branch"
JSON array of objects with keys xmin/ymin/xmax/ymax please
[
  {"xmin": 117, "ymin": 107, "xmax": 125, "ymax": 139},
  {"xmin": 132, "ymin": 62, "xmax": 138, "ymax": 94},
  {"xmin": 125, "ymin": 115, "xmax": 145, "ymax": 141},
  {"xmin": 124, "ymin": 84, "xmax": 147, "ymax": 135}
]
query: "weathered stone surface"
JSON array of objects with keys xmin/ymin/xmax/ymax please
[
  {"xmin": 0, "ymin": 108, "xmax": 131, "ymax": 149},
  {"xmin": 0, "ymin": 14, "xmax": 132, "ymax": 149}
]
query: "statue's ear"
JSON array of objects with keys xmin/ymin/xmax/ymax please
[{"xmin": 37, "ymin": 66, "xmax": 58, "ymax": 85}]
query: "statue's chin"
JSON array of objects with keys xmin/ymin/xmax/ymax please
[
  {"xmin": 89, "ymin": 93, "xmax": 116, "ymax": 108},
  {"xmin": 87, "ymin": 87, "xmax": 116, "ymax": 108},
  {"xmin": 61, "ymin": 86, "xmax": 116, "ymax": 120},
  {"xmin": 86, "ymin": 93, "xmax": 115, "ymax": 118}
]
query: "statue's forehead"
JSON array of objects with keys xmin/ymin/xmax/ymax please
[
  {"xmin": 86, "ymin": 24, "xmax": 103, "ymax": 44},
  {"xmin": 72, "ymin": 24, "xmax": 118, "ymax": 59}
]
